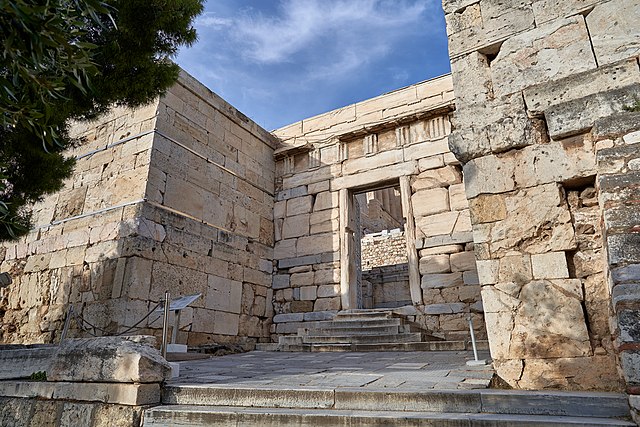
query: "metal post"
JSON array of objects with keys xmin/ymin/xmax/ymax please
[
  {"xmin": 171, "ymin": 310, "xmax": 181, "ymax": 344},
  {"xmin": 60, "ymin": 305, "xmax": 73, "ymax": 343},
  {"xmin": 468, "ymin": 314, "xmax": 479, "ymax": 362},
  {"xmin": 161, "ymin": 291, "xmax": 170, "ymax": 359}
]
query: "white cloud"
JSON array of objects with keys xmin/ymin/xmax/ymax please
[
  {"xmin": 196, "ymin": 13, "xmax": 233, "ymax": 29},
  {"xmin": 230, "ymin": 0, "xmax": 434, "ymax": 66}
]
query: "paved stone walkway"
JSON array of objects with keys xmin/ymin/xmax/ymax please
[{"xmin": 170, "ymin": 350, "xmax": 494, "ymax": 391}]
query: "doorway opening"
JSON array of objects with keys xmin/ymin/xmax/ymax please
[{"xmin": 354, "ymin": 184, "xmax": 410, "ymax": 309}]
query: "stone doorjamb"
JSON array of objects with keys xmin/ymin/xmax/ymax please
[{"xmin": 339, "ymin": 176, "xmax": 421, "ymax": 310}]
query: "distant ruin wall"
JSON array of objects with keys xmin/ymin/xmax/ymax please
[
  {"xmin": 361, "ymin": 231, "xmax": 407, "ymax": 270},
  {"xmin": 443, "ymin": 0, "xmax": 638, "ymax": 391},
  {"xmin": 0, "ymin": 72, "xmax": 277, "ymax": 349}
]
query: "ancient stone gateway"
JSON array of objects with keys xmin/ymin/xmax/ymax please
[{"xmin": 271, "ymin": 75, "xmax": 484, "ymax": 341}]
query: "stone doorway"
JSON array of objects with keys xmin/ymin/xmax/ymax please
[
  {"xmin": 356, "ymin": 186, "xmax": 410, "ymax": 309},
  {"xmin": 340, "ymin": 179, "xmax": 421, "ymax": 310}
]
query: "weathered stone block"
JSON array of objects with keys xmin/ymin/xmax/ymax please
[
  {"xmin": 523, "ymin": 59, "xmax": 640, "ymax": 115},
  {"xmin": 468, "ymin": 194, "xmax": 507, "ymax": 224},
  {"xmin": 278, "ymin": 255, "xmax": 322, "ymax": 269},
  {"xmin": 531, "ymin": 252, "xmax": 569, "ymax": 279},
  {"xmin": 620, "ymin": 350, "xmax": 640, "ymax": 384},
  {"xmin": 491, "ymin": 16, "xmax": 596, "ymax": 97},
  {"xmin": 276, "ymin": 185, "xmax": 307, "ymax": 202},
  {"xmin": 315, "ymin": 268, "xmax": 340, "ymax": 285},
  {"xmin": 299, "ymin": 286, "xmax": 317, "ymax": 301},
  {"xmin": 587, "ymin": 0, "xmax": 640, "ymax": 66},
  {"xmin": 282, "ymin": 214, "xmax": 309, "ymax": 239},
  {"xmin": 411, "ymin": 188, "xmax": 450, "ymax": 217},
  {"xmin": 290, "ymin": 300, "xmax": 313, "ymax": 312},
  {"xmin": 317, "ymin": 284, "xmax": 340, "ymax": 298},
  {"xmin": 450, "ymin": 251, "xmax": 476, "ymax": 272},
  {"xmin": 416, "ymin": 211, "xmax": 460, "ymax": 237},
  {"xmin": 498, "ymin": 255, "xmax": 533, "ymax": 285},
  {"xmin": 510, "ymin": 280, "xmax": 590, "ymax": 358},
  {"xmin": 531, "ymin": 0, "xmax": 599, "ymax": 25},
  {"xmin": 476, "ymin": 260, "xmax": 499, "ymax": 285},
  {"xmin": 421, "ymin": 272, "xmax": 464, "ymax": 289},
  {"xmin": 419, "ymin": 255, "xmax": 451, "ymax": 274},
  {"xmin": 290, "ymin": 271, "xmax": 314, "ymax": 288},
  {"xmin": 608, "ymin": 233, "xmax": 640, "ymax": 265},
  {"xmin": 314, "ymin": 297, "xmax": 341, "ymax": 311},
  {"xmin": 411, "ymin": 166, "xmax": 462, "ymax": 192},
  {"xmin": 448, "ymin": 183, "xmax": 468, "ymax": 211},
  {"xmin": 297, "ymin": 233, "xmax": 339, "ymax": 257},
  {"xmin": 272, "ymin": 313, "xmax": 304, "ymax": 323},
  {"xmin": 463, "ymin": 155, "xmax": 515, "ymax": 199},
  {"xmin": 449, "ymin": 51, "xmax": 494, "ymax": 109},
  {"xmin": 206, "ymin": 276, "xmax": 242, "ymax": 314},
  {"xmin": 286, "ymin": 196, "xmax": 313, "ymax": 216},
  {"xmin": 482, "ymin": 184, "xmax": 576, "ymax": 257},
  {"xmin": 418, "ymin": 155, "xmax": 445, "ymax": 171},
  {"xmin": 48, "ymin": 336, "xmax": 170, "ymax": 383},
  {"xmin": 313, "ymin": 191, "xmax": 338, "ymax": 211},
  {"xmin": 424, "ymin": 302, "xmax": 467, "ymax": 315},
  {"xmin": 274, "ymin": 239, "xmax": 296, "ymax": 260},
  {"xmin": 546, "ymin": 84, "xmax": 640, "ymax": 139}
]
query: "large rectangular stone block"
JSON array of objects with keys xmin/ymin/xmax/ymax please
[
  {"xmin": 523, "ymin": 59, "xmax": 640, "ymax": 115},
  {"xmin": 587, "ymin": 0, "xmax": 640, "ymax": 66},
  {"xmin": 491, "ymin": 16, "xmax": 597, "ymax": 97},
  {"xmin": 412, "ymin": 188, "xmax": 450, "ymax": 217},
  {"xmin": 206, "ymin": 276, "xmax": 242, "ymax": 314}
]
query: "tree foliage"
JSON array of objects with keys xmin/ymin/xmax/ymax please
[{"xmin": 0, "ymin": 0, "xmax": 203, "ymax": 239}]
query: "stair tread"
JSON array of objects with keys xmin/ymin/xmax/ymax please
[
  {"xmin": 304, "ymin": 332, "xmax": 420, "ymax": 339},
  {"xmin": 144, "ymin": 405, "xmax": 634, "ymax": 426}
]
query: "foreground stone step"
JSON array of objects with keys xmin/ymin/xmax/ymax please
[
  {"xmin": 161, "ymin": 386, "xmax": 630, "ymax": 419},
  {"xmin": 143, "ymin": 405, "xmax": 635, "ymax": 427},
  {"xmin": 300, "ymin": 324, "xmax": 403, "ymax": 336},
  {"xmin": 302, "ymin": 332, "xmax": 423, "ymax": 344},
  {"xmin": 334, "ymin": 310, "xmax": 393, "ymax": 321},
  {"xmin": 272, "ymin": 340, "xmax": 488, "ymax": 352},
  {"xmin": 311, "ymin": 318, "xmax": 403, "ymax": 329}
]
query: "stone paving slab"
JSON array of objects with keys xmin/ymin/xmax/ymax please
[{"xmin": 169, "ymin": 350, "xmax": 494, "ymax": 391}]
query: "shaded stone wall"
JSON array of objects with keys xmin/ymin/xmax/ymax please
[
  {"xmin": 0, "ymin": 72, "xmax": 277, "ymax": 349},
  {"xmin": 443, "ymin": 0, "xmax": 638, "ymax": 390},
  {"xmin": 271, "ymin": 76, "xmax": 485, "ymax": 340}
]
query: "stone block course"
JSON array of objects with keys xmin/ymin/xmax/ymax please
[{"xmin": 491, "ymin": 16, "xmax": 597, "ymax": 98}]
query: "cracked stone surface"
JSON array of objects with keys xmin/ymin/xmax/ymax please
[{"xmin": 168, "ymin": 350, "xmax": 494, "ymax": 391}]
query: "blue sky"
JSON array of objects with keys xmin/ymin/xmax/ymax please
[{"xmin": 176, "ymin": 0, "xmax": 451, "ymax": 131}]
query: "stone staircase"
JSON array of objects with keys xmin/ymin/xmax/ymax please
[
  {"xmin": 143, "ymin": 386, "xmax": 634, "ymax": 426},
  {"xmin": 260, "ymin": 308, "xmax": 488, "ymax": 352}
]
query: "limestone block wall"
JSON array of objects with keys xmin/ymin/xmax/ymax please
[
  {"xmin": 126, "ymin": 73, "xmax": 277, "ymax": 347},
  {"xmin": 443, "ymin": 0, "xmax": 638, "ymax": 390},
  {"xmin": 0, "ymin": 71, "xmax": 277, "ymax": 348},
  {"xmin": 271, "ymin": 76, "xmax": 485, "ymax": 340},
  {"xmin": 0, "ymin": 103, "xmax": 158, "ymax": 344}
]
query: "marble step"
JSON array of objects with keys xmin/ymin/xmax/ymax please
[
  {"xmin": 143, "ymin": 405, "xmax": 635, "ymax": 427},
  {"xmin": 310, "ymin": 318, "xmax": 403, "ymax": 329},
  {"xmin": 302, "ymin": 332, "xmax": 423, "ymax": 344},
  {"xmin": 158, "ymin": 386, "xmax": 632, "ymax": 419},
  {"xmin": 299, "ymin": 324, "xmax": 403, "ymax": 336},
  {"xmin": 274, "ymin": 340, "xmax": 490, "ymax": 352},
  {"xmin": 334, "ymin": 310, "xmax": 394, "ymax": 321}
]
